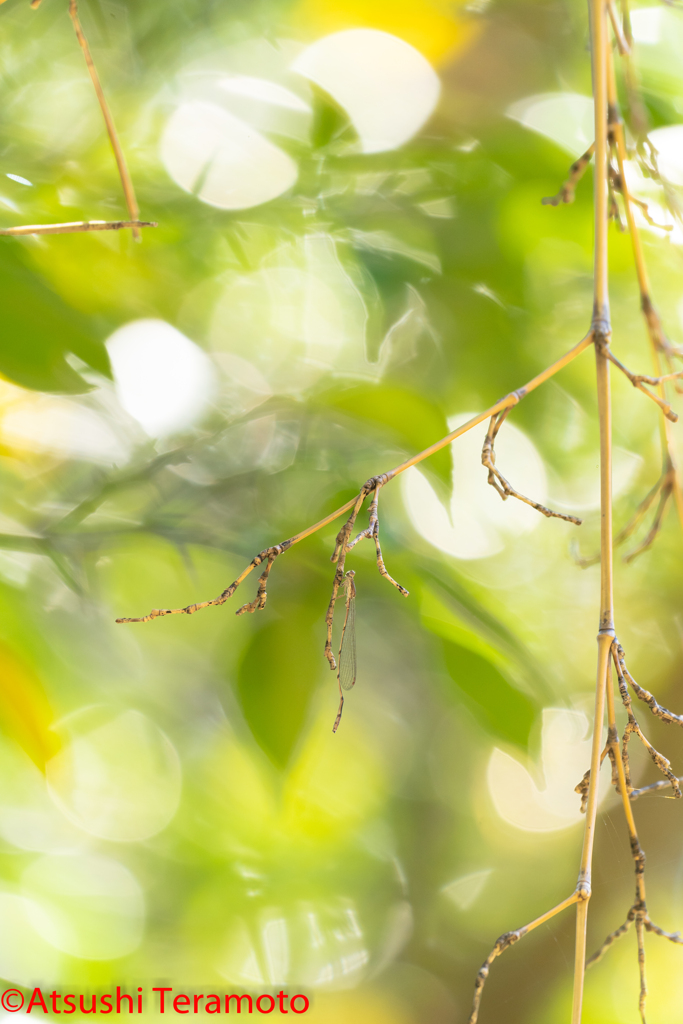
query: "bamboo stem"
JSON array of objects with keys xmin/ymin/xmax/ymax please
[{"xmin": 571, "ymin": 0, "xmax": 613, "ymax": 1019}]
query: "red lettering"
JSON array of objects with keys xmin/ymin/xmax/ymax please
[
  {"xmin": 193, "ymin": 995, "xmax": 205, "ymax": 1013},
  {"xmin": 63, "ymin": 996, "xmax": 76, "ymax": 1015},
  {"xmin": 116, "ymin": 988, "xmax": 134, "ymax": 1014},
  {"xmin": 100, "ymin": 995, "xmax": 113, "ymax": 1014},
  {"xmin": 138, "ymin": 989, "xmax": 143, "ymax": 1014},
  {"xmin": 153, "ymin": 988, "xmax": 173, "ymax": 1013},
  {"xmin": 79, "ymin": 996, "xmax": 96, "ymax": 1014},
  {"xmin": 173, "ymin": 995, "xmax": 190, "ymax": 1014},
  {"xmin": 290, "ymin": 995, "xmax": 309, "ymax": 1014},
  {"xmin": 256, "ymin": 995, "xmax": 275, "ymax": 1014},
  {"xmin": 276, "ymin": 992, "xmax": 288, "ymax": 1013},
  {"xmin": 205, "ymin": 995, "xmax": 221, "ymax": 1014},
  {"xmin": 27, "ymin": 989, "xmax": 49, "ymax": 1014},
  {"xmin": 49, "ymin": 991, "xmax": 61, "ymax": 1014},
  {"xmin": 225, "ymin": 994, "xmax": 253, "ymax": 1013}
]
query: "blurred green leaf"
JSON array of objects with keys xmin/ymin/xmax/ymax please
[
  {"xmin": 309, "ymin": 84, "xmax": 356, "ymax": 151},
  {"xmin": 420, "ymin": 563, "xmax": 550, "ymax": 701},
  {"xmin": 235, "ymin": 613, "xmax": 321, "ymax": 767},
  {"xmin": 320, "ymin": 383, "xmax": 452, "ymax": 501},
  {"xmin": 0, "ymin": 246, "xmax": 111, "ymax": 393},
  {"xmin": 441, "ymin": 638, "xmax": 536, "ymax": 748}
]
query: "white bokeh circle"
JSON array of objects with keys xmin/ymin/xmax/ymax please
[
  {"xmin": 0, "ymin": 892, "xmax": 62, "ymax": 985},
  {"xmin": 507, "ymin": 92, "xmax": 594, "ymax": 157},
  {"xmin": 22, "ymin": 854, "xmax": 144, "ymax": 961},
  {"xmin": 106, "ymin": 318, "xmax": 215, "ymax": 437},
  {"xmin": 46, "ymin": 708, "xmax": 182, "ymax": 843},
  {"xmin": 487, "ymin": 709, "xmax": 610, "ymax": 832},
  {"xmin": 402, "ymin": 413, "xmax": 548, "ymax": 560},
  {"xmin": 292, "ymin": 29, "xmax": 440, "ymax": 154},
  {"xmin": 160, "ymin": 101, "xmax": 298, "ymax": 209}
]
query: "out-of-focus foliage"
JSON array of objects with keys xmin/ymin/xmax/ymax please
[{"xmin": 0, "ymin": 0, "xmax": 682, "ymax": 1021}]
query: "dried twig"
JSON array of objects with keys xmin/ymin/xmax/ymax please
[
  {"xmin": 614, "ymin": 642, "xmax": 683, "ymax": 730},
  {"xmin": 612, "ymin": 641, "xmax": 682, "ymax": 798},
  {"xmin": 585, "ymin": 640, "xmax": 683, "ymax": 1024},
  {"xmin": 605, "ymin": 348, "xmax": 680, "ymax": 422},
  {"xmin": 0, "ymin": 220, "xmax": 155, "ymax": 237},
  {"xmin": 575, "ymin": 736, "xmax": 620, "ymax": 814},
  {"xmin": 347, "ymin": 485, "xmax": 409, "ymax": 596},
  {"xmin": 235, "ymin": 552, "xmax": 276, "ymax": 615},
  {"xmin": 542, "ymin": 144, "xmax": 595, "ymax": 206},
  {"xmin": 630, "ymin": 776, "xmax": 683, "ymax": 800},
  {"xmin": 481, "ymin": 409, "xmax": 582, "ymax": 524},
  {"xmin": 67, "ymin": 0, "xmax": 142, "ymax": 240},
  {"xmin": 324, "ymin": 488, "xmax": 369, "ymax": 671},
  {"xmin": 115, "ymin": 541, "xmax": 293, "ymax": 624}
]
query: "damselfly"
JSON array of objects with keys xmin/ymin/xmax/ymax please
[{"xmin": 333, "ymin": 570, "xmax": 356, "ymax": 733}]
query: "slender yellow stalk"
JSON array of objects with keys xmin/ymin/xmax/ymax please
[
  {"xmin": 572, "ymin": 635, "xmax": 611, "ymax": 1022},
  {"xmin": 606, "ymin": 46, "xmax": 683, "ymax": 531},
  {"xmin": 68, "ymin": 0, "xmax": 141, "ymax": 241},
  {"xmin": 571, "ymin": 0, "xmax": 613, "ymax": 1019}
]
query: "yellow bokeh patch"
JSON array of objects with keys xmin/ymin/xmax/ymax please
[
  {"xmin": 290, "ymin": 0, "xmax": 480, "ymax": 65},
  {"xmin": 0, "ymin": 641, "xmax": 59, "ymax": 771}
]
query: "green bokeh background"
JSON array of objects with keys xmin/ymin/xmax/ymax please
[{"xmin": 0, "ymin": 0, "xmax": 683, "ymax": 1021}]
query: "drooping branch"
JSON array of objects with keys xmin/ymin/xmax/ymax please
[
  {"xmin": 481, "ymin": 408, "xmax": 582, "ymax": 524},
  {"xmin": 604, "ymin": 348, "xmax": 679, "ymax": 422},
  {"xmin": 347, "ymin": 484, "xmax": 409, "ymax": 596},
  {"xmin": 612, "ymin": 641, "xmax": 682, "ymax": 798},
  {"xmin": 614, "ymin": 642, "xmax": 683, "ymax": 729},
  {"xmin": 573, "ymin": 460, "xmax": 676, "ymax": 566}
]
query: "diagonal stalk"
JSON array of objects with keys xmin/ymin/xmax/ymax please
[
  {"xmin": 68, "ymin": 0, "xmax": 141, "ymax": 241},
  {"xmin": 571, "ymin": 0, "xmax": 613, "ymax": 1020},
  {"xmin": 606, "ymin": 44, "xmax": 683, "ymax": 531}
]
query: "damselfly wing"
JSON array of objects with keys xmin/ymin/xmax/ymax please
[
  {"xmin": 332, "ymin": 571, "xmax": 356, "ymax": 733},
  {"xmin": 338, "ymin": 575, "xmax": 357, "ymax": 691}
]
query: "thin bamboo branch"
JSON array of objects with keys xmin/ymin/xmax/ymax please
[
  {"xmin": 115, "ymin": 333, "xmax": 592, "ymax": 624},
  {"xmin": 468, "ymin": 892, "xmax": 580, "ymax": 1024},
  {"xmin": 0, "ymin": 220, "xmax": 155, "ymax": 236},
  {"xmin": 68, "ymin": 0, "xmax": 141, "ymax": 240}
]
